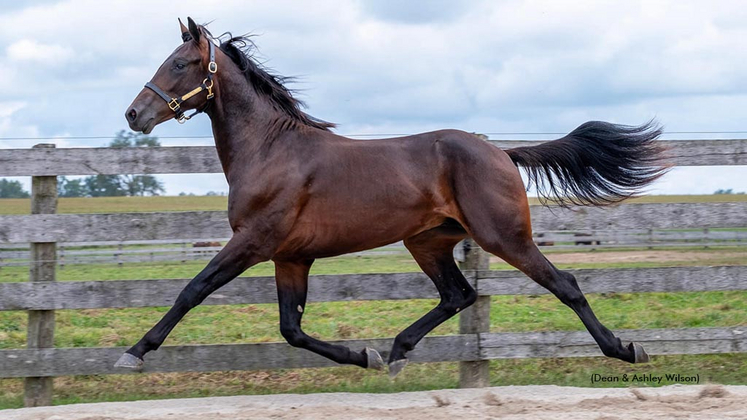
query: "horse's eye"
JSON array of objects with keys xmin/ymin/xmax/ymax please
[{"xmin": 174, "ymin": 62, "xmax": 186, "ymax": 71}]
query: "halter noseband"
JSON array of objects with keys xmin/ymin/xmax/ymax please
[{"xmin": 144, "ymin": 39, "xmax": 217, "ymax": 124}]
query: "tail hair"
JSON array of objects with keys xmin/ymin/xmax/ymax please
[{"xmin": 505, "ymin": 120, "xmax": 670, "ymax": 207}]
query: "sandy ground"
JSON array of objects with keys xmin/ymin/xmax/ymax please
[
  {"xmin": 491, "ymin": 249, "xmax": 747, "ymax": 265},
  {"xmin": 3, "ymin": 385, "xmax": 746, "ymax": 420}
]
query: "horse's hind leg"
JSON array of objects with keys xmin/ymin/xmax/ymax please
[
  {"xmin": 463, "ymin": 203, "xmax": 648, "ymax": 363},
  {"xmin": 274, "ymin": 260, "xmax": 384, "ymax": 370},
  {"xmin": 448, "ymin": 146, "xmax": 649, "ymax": 364},
  {"xmin": 388, "ymin": 224, "xmax": 474, "ymax": 377}
]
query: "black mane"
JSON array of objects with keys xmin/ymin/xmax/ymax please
[{"xmin": 213, "ymin": 33, "xmax": 335, "ymax": 131}]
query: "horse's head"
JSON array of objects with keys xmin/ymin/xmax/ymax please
[{"xmin": 126, "ymin": 17, "xmax": 218, "ymax": 133}]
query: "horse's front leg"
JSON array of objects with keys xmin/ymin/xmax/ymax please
[
  {"xmin": 275, "ymin": 260, "xmax": 384, "ymax": 370},
  {"xmin": 114, "ymin": 234, "xmax": 269, "ymax": 369}
]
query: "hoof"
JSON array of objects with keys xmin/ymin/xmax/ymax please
[
  {"xmin": 388, "ymin": 358, "xmax": 408, "ymax": 379},
  {"xmin": 114, "ymin": 352, "xmax": 144, "ymax": 370},
  {"xmin": 365, "ymin": 347, "xmax": 385, "ymax": 370},
  {"xmin": 630, "ymin": 342, "xmax": 650, "ymax": 363}
]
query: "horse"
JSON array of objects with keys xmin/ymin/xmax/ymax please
[{"xmin": 117, "ymin": 17, "xmax": 669, "ymax": 376}]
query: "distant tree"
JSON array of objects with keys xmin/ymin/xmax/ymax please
[
  {"xmin": 85, "ymin": 174, "xmax": 127, "ymax": 197},
  {"xmin": 714, "ymin": 189, "xmax": 734, "ymax": 195},
  {"xmin": 205, "ymin": 191, "xmax": 219, "ymax": 196},
  {"xmin": 0, "ymin": 179, "xmax": 30, "ymax": 198},
  {"xmin": 81, "ymin": 131, "xmax": 165, "ymax": 197},
  {"xmin": 58, "ymin": 177, "xmax": 87, "ymax": 197},
  {"xmin": 110, "ymin": 130, "xmax": 161, "ymax": 148}
]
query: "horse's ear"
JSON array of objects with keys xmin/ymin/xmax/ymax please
[
  {"xmin": 187, "ymin": 17, "xmax": 202, "ymax": 44},
  {"xmin": 178, "ymin": 18, "xmax": 191, "ymax": 42}
]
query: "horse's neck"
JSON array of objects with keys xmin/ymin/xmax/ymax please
[{"xmin": 206, "ymin": 71, "xmax": 287, "ymax": 176}]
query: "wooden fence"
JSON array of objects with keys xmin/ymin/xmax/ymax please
[
  {"xmin": 0, "ymin": 139, "xmax": 746, "ymax": 407},
  {"xmin": 3, "ymin": 228, "xmax": 746, "ymax": 267}
]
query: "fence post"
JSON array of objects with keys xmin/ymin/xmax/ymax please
[
  {"xmin": 24, "ymin": 144, "xmax": 57, "ymax": 407},
  {"xmin": 458, "ymin": 238, "xmax": 490, "ymax": 388}
]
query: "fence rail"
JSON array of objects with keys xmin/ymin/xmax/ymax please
[
  {"xmin": 3, "ymin": 228, "xmax": 746, "ymax": 267},
  {"xmin": 1, "ymin": 202, "xmax": 746, "ymax": 244},
  {"xmin": 1, "ymin": 266, "xmax": 745, "ymax": 311},
  {"xmin": 1, "ymin": 140, "xmax": 745, "ymax": 407},
  {"xmin": 3, "ymin": 326, "xmax": 745, "ymax": 378},
  {"xmin": 1, "ymin": 139, "xmax": 746, "ymax": 176}
]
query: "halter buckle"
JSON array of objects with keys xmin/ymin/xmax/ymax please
[
  {"xmin": 204, "ymin": 78, "xmax": 215, "ymax": 100},
  {"xmin": 208, "ymin": 61, "xmax": 217, "ymax": 74},
  {"xmin": 168, "ymin": 98, "xmax": 181, "ymax": 112}
]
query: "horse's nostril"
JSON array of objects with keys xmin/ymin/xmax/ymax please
[{"xmin": 128, "ymin": 108, "xmax": 138, "ymax": 122}]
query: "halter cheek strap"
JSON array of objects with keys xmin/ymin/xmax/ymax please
[{"xmin": 144, "ymin": 40, "xmax": 217, "ymax": 124}]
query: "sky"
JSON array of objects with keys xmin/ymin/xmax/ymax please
[{"xmin": 1, "ymin": 0, "xmax": 746, "ymax": 196}]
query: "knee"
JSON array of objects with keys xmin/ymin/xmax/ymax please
[
  {"xmin": 280, "ymin": 325, "xmax": 307, "ymax": 348},
  {"xmin": 462, "ymin": 287, "xmax": 478, "ymax": 308},
  {"xmin": 440, "ymin": 288, "xmax": 477, "ymax": 315},
  {"xmin": 454, "ymin": 287, "xmax": 478, "ymax": 311}
]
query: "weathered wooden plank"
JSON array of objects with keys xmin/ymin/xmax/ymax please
[
  {"xmin": 478, "ymin": 266, "xmax": 747, "ymax": 296},
  {"xmin": 0, "ymin": 334, "xmax": 479, "ymax": 378},
  {"xmin": 1, "ymin": 326, "xmax": 742, "ymax": 377},
  {"xmin": 532, "ymin": 202, "xmax": 747, "ymax": 231},
  {"xmin": 532, "ymin": 230, "xmax": 747, "ymax": 242},
  {"xmin": 481, "ymin": 327, "xmax": 747, "ymax": 359},
  {"xmin": 19, "ymin": 238, "xmax": 231, "ymax": 248},
  {"xmin": 1, "ymin": 266, "xmax": 745, "ymax": 311},
  {"xmin": 0, "ymin": 146, "xmax": 222, "ymax": 176},
  {"xmin": 491, "ymin": 139, "xmax": 747, "ymax": 166},
  {"xmin": 0, "ymin": 272, "xmax": 438, "ymax": 311},
  {"xmin": 0, "ymin": 212, "xmax": 233, "ymax": 243},
  {"xmin": 1, "ymin": 140, "xmax": 745, "ymax": 177},
  {"xmin": 11, "ymin": 229, "xmax": 747, "ymax": 258},
  {"xmin": 1, "ymin": 202, "xmax": 745, "ymax": 243}
]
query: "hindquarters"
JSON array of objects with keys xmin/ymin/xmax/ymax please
[{"xmin": 436, "ymin": 132, "xmax": 535, "ymax": 257}]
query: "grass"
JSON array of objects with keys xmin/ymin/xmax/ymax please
[
  {"xmin": 1, "ymin": 194, "xmax": 746, "ymax": 215},
  {"xmin": 1, "ymin": 249, "xmax": 746, "ymax": 409},
  {"xmin": 0, "ymin": 195, "xmax": 229, "ymax": 215},
  {"xmin": 1, "ymin": 194, "xmax": 746, "ymax": 409},
  {"xmin": 0, "ymin": 254, "xmax": 421, "ymax": 284}
]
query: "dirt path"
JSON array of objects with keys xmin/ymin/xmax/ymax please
[
  {"xmin": 491, "ymin": 249, "xmax": 747, "ymax": 265},
  {"xmin": 3, "ymin": 385, "xmax": 746, "ymax": 420}
]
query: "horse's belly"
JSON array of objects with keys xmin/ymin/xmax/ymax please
[{"xmin": 273, "ymin": 207, "xmax": 443, "ymax": 259}]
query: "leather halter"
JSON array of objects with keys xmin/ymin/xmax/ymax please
[{"xmin": 145, "ymin": 38, "xmax": 217, "ymax": 124}]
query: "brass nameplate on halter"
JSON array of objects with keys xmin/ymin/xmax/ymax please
[{"xmin": 181, "ymin": 86, "xmax": 205, "ymax": 102}]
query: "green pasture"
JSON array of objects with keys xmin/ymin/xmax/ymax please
[
  {"xmin": 1, "ymin": 250, "xmax": 746, "ymax": 408},
  {"xmin": 0, "ymin": 194, "xmax": 745, "ymax": 408},
  {"xmin": 1, "ymin": 193, "xmax": 746, "ymax": 215}
]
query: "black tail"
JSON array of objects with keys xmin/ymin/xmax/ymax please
[{"xmin": 505, "ymin": 120, "xmax": 670, "ymax": 207}]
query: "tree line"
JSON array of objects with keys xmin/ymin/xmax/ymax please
[{"xmin": 0, "ymin": 131, "xmax": 165, "ymax": 198}]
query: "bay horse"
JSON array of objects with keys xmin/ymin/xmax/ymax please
[{"xmin": 118, "ymin": 17, "xmax": 668, "ymax": 375}]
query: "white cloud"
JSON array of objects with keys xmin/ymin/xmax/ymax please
[
  {"xmin": 0, "ymin": 101, "xmax": 41, "ymax": 148},
  {"xmin": 0, "ymin": 0, "xmax": 745, "ymax": 195},
  {"xmin": 0, "ymin": 101, "xmax": 27, "ymax": 118},
  {"xmin": 6, "ymin": 39, "xmax": 74, "ymax": 64}
]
